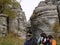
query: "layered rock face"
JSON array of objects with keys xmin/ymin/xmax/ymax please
[
  {"xmin": 9, "ymin": 6, "xmax": 27, "ymax": 37},
  {"xmin": 30, "ymin": 0, "xmax": 60, "ymax": 38},
  {"xmin": 0, "ymin": 14, "xmax": 7, "ymax": 37},
  {"xmin": 0, "ymin": 5, "xmax": 27, "ymax": 37}
]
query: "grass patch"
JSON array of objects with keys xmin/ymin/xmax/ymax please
[
  {"xmin": 0, "ymin": 33, "xmax": 25, "ymax": 45},
  {"xmin": 57, "ymin": 43, "xmax": 60, "ymax": 45}
]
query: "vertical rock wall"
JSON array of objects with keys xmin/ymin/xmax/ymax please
[
  {"xmin": 30, "ymin": 0, "xmax": 60, "ymax": 38},
  {"xmin": 0, "ymin": 14, "xmax": 7, "ymax": 37},
  {"xmin": 9, "ymin": 6, "xmax": 27, "ymax": 37},
  {"xmin": 0, "ymin": 4, "xmax": 27, "ymax": 38}
]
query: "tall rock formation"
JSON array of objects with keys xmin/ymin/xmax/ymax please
[
  {"xmin": 30, "ymin": 0, "xmax": 60, "ymax": 38},
  {"xmin": 9, "ymin": 5, "xmax": 27, "ymax": 37},
  {"xmin": 0, "ymin": 2, "xmax": 27, "ymax": 37},
  {"xmin": 0, "ymin": 14, "xmax": 7, "ymax": 37}
]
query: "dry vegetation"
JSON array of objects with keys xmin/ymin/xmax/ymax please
[
  {"xmin": 53, "ymin": 21, "xmax": 60, "ymax": 45},
  {"xmin": 0, "ymin": 33, "xmax": 25, "ymax": 45},
  {"xmin": 0, "ymin": 32, "xmax": 60, "ymax": 45}
]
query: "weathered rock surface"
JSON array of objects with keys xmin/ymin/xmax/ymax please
[
  {"xmin": 30, "ymin": 0, "xmax": 60, "ymax": 38},
  {"xmin": 9, "ymin": 6, "xmax": 27, "ymax": 37},
  {"xmin": 0, "ymin": 14, "xmax": 7, "ymax": 37},
  {"xmin": 0, "ymin": 4, "xmax": 27, "ymax": 37}
]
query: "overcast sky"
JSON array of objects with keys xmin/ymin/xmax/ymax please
[{"xmin": 17, "ymin": 0, "xmax": 44, "ymax": 21}]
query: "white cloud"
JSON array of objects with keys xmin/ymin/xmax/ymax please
[{"xmin": 16, "ymin": 0, "xmax": 44, "ymax": 21}]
